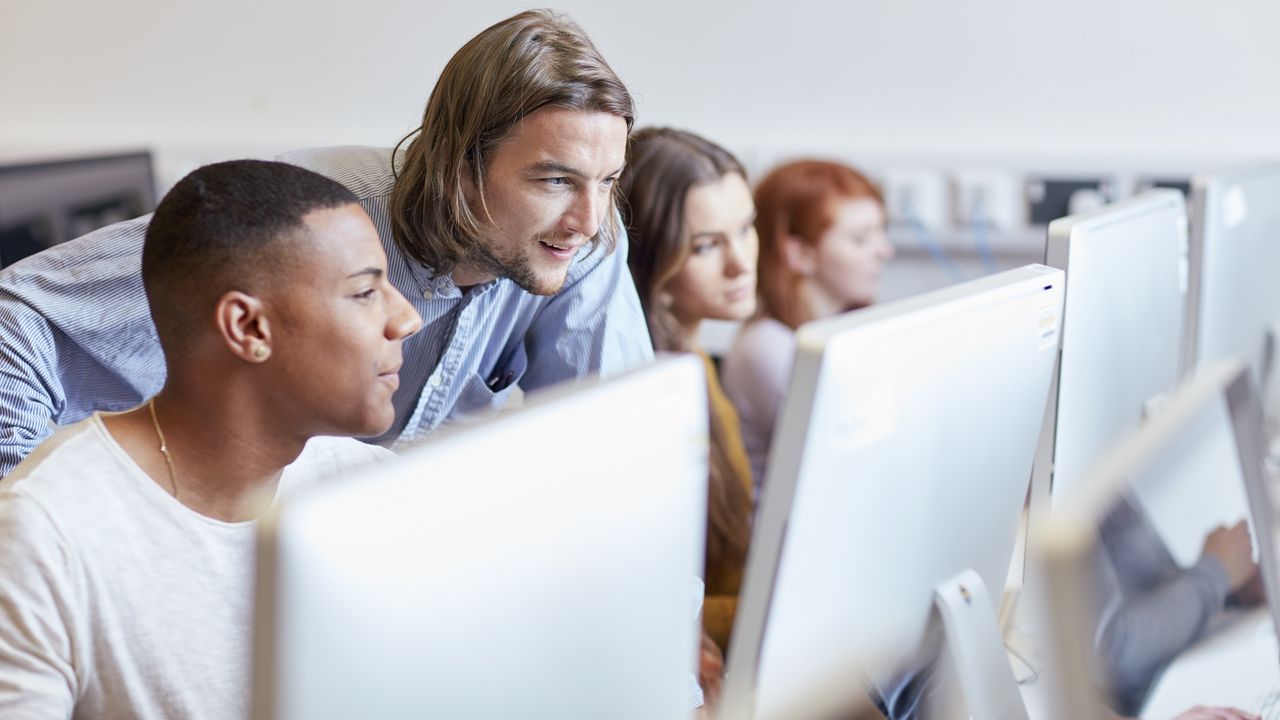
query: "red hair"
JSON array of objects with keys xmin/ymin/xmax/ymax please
[{"xmin": 754, "ymin": 160, "xmax": 883, "ymax": 329}]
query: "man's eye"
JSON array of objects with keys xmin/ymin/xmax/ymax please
[
  {"xmin": 544, "ymin": 177, "xmax": 570, "ymax": 187},
  {"xmin": 354, "ymin": 288, "xmax": 377, "ymax": 300},
  {"xmin": 601, "ymin": 176, "xmax": 618, "ymax": 189}
]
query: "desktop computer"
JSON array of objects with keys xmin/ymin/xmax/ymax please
[
  {"xmin": 1038, "ymin": 361, "xmax": 1280, "ymax": 719},
  {"xmin": 1184, "ymin": 163, "xmax": 1280, "ymax": 419},
  {"xmin": 1033, "ymin": 190, "xmax": 1189, "ymax": 512},
  {"xmin": 252, "ymin": 356, "xmax": 710, "ymax": 720},
  {"xmin": 721, "ymin": 264, "xmax": 1064, "ymax": 720}
]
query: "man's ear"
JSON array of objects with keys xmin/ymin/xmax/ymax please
[
  {"xmin": 781, "ymin": 234, "xmax": 818, "ymax": 276},
  {"xmin": 215, "ymin": 290, "xmax": 272, "ymax": 363}
]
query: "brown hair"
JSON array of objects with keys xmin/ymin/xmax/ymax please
[
  {"xmin": 390, "ymin": 10, "xmax": 635, "ymax": 274},
  {"xmin": 754, "ymin": 160, "xmax": 884, "ymax": 328},
  {"xmin": 621, "ymin": 127, "xmax": 748, "ymax": 352},
  {"xmin": 620, "ymin": 127, "xmax": 753, "ymax": 578}
]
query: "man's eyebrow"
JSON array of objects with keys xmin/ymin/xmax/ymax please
[
  {"xmin": 347, "ymin": 267, "xmax": 384, "ymax": 280},
  {"xmin": 527, "ymin": 161, "xmax": 586, "ymax": 178},
  {"xmin": 526, "ymin": 161, "xmax": 627, "ymax": 179}
]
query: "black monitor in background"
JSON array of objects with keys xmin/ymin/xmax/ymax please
[{"xmin": 0, "ymin": 151, "xmax": 156, "ymax": 267}]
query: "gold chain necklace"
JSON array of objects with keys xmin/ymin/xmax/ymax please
[{"xmin": 148, "ymin": 398, "xmax": 179, "ymax": 499}]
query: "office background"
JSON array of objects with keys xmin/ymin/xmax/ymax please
[{"xmin": 3, "ymin": 0, "xmax": 1277, "ymax": 297}]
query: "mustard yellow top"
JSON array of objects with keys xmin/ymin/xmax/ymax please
[
  {"xmin": 700, "ymin": 353, "xmax": 755, "ymax": 651},
  {"xmin": 702, "ymin": 353, "xmax": 754, "ymax": 496}
]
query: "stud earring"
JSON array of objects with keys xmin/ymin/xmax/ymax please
[{"xmin": 253, "ymin": 344, "xmax": 269, "ymax": 360}]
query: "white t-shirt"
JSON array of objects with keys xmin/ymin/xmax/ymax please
[
  {"xmin": 0, "ymin": 414, "xmax": 392, "ymax": 720},
  {"xmin": 720, "ymin": 317, "xmax": 796, "ymax": 492}
]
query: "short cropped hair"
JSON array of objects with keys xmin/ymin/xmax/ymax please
[
  {"xmin": 390, "ymin": 9, "xmax": 635, "ymax": 275},
  {"xmin": 142, "ymin": 159, "xmax": 359, "ymax": 357}
]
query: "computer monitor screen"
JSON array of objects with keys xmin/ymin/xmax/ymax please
[
  {"xmin": 1037, "ymin": 190, "xmax": 1189, "ymax": 508},
  {"xmin": 0, "ymin": 151, "xmax": 155, "ymax": 267},
  {"xmin": 724, "ymin": 264, "xmax": 1064, "ymax": 720},
  {"xmin": 1038, "ymin": 361, "xmax": 1280, "ymax": 718},
  {"xmin": 1185, "ymin": 164, "xmax": 1280, "ymax": 414},
  {"xmin": 252, "ymin": 356, "xmax": 709, "ymax": 720}
]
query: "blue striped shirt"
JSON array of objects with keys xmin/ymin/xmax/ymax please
[{"xmin": 0, "ymin": 146, "xmax": 654, "ymax": 474}]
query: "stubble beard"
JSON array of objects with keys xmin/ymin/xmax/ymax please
[{"xmin": 466, "ymin": 233, "xmax": 573, "ymax": 297}]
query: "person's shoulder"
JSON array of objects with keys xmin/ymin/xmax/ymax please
[
  {"xmin": 743, "ymin": 316, "xmax": 794, "ymax": 345},
  {"xmin": 287, "ymin": 436, "xmax": 395, "ymax": 484},
  {"xmin": 725, "ymin": 317, "xmax": 795, "ymax": 370},
  {"xmin": 275, "ymin": 146, "xmax": 397, "ymax": 202},
  {"xmin": 1, "ymin": 418, "xmax": 120, "ymax": 525}
]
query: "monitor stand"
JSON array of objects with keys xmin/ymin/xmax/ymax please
[{"xmin": 932, "ymin": 569, "xmax": 1029, "ymax": 720}]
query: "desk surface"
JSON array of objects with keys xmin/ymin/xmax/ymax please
[{"xmin": 1141, "ymin": 606, "xmax": 1280, "ymax": 717}]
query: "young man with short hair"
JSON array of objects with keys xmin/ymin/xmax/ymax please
[
  {"xmin": 0, "ymin": 160, "xmax": 421, "ymax": 718},
  {"xmin": 0, "ymin": 10, "xmax": 650, "ymax": 474}
]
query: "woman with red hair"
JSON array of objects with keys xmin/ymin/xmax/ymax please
[{"xmin": 721, "ymin": 160, "xmax": 894, "ymax": 490}]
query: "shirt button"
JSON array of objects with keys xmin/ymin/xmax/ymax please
[
  {"xmin": 422, "ymin": 288, "xmax": 433, "ymax": 299},
  {"xmin": 428, "ymin": 373, "xmax": 442, "ymax": 388}
]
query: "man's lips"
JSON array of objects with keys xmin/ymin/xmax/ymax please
[
  {"xmin": 538, "ymin": 238, "xmax": 583, "ymax": 259},
  {"xmin": 378, "ymin": 364, "xmax": 402, "ymax": 387}
]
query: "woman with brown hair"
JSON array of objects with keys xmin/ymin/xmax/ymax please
[
  {"xmin": 620, "ymin": 127, "xmax": 757, "ymax": 656},
  {"xmin": 721, "ymin": 160, "xmax": 895, "ymax": 490}
]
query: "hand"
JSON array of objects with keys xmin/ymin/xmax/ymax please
[
  {"xmin": 1201, "ymin": 520, "xmax": 1258, "ymax": 592},
  {"xmin": 1228, "ymin": 567, "xmax": 1266, "ymax": 608},
  {"xmin": 698, "ymin": 631, "xmax": 724, "ymax": 713},
  {"xmin": 1171, "ymin": 706, "xmax": 1261, "ymax": 720}
]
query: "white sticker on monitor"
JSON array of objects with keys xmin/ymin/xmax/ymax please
[
  {"xmin": 1224, "ymin": 184, "xmax": 1249, "ymax": 230},
  {"xmin": 1038, "ymin": 306, "xmax": 1059, "ymax": 351}
]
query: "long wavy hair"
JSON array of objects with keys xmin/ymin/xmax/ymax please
[
  {"xmin": 620, "ymin": 127, "xmax": 754, "ymax": 577},
  {"xmin": 621, "ymin": 128, "xmax": 747, "ymax": 352},
  {"xmin": 390, "ymin": 10, "xmax": 635, "ymax": 274}
]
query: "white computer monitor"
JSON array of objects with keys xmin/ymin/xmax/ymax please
[
  {"xmin": 1184, "ymin": 163, "xmax": 1280, "ymax": 416},
  {"xmin": 1033, "ymin": 190, "xmax": 1189, "ymax": 511},
  {"xmin": 252, "ymin": 355, "xmax": 710, "ymax": 720},
  {"xmin": 1038, "ymin": 360, "xmax": 1280, "ymax": 719},
  {"xmin": 722, "ymin": 264, "xmax": 1065, "ymax": 720}
]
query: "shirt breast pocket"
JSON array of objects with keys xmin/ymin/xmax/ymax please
[{"xmin": 457, "ymin": 347, "xmax": 528, "ymax": 419}]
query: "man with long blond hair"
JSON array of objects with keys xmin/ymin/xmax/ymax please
[{"xmin": 0, "ymin": 10, "xmax": 651, "ymax": 473}]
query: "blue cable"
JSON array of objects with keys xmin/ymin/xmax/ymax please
[
  {"xmin": 904, "ymin": 200, "xmax": 967, "ymax": 283},
  {"xmin": 969, "ymin": 197, "xmax": 1000, "ymax": 275}
]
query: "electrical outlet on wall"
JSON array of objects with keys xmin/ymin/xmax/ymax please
[
  {"xmin": 883, "ymin": 170, "xmax": 948, "ymax": 232},
  {"xmin": 952, "ymin": 170, "xmax": 1023, "ymax": 232}
]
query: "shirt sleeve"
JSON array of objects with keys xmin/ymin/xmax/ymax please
[
  {"xmin": 0, "ymin": 217, "xmax": 163, "ymax": 476},
  {"xmin": 1092, "ymin": 499, "xmax": 1230, "ymax": 712},
  {"xmin": 519, "ymin": 222, "xmax": 654, "ymax": 390},
  {"xmin": 0, "ymin": 492, "xmax": 81, "ymax": 719},
  {"xmin": 0, "ymin": 298, "xmax": 63, "ymax": 475}
]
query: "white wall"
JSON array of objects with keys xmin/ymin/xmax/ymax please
[
  {"xmin": 4, "ymin": 0, "xmax": 1279, "ymax": 181},
  {"xmin": 4, "ymin": 0, "xmax": 1277, "ymax": 301}
]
